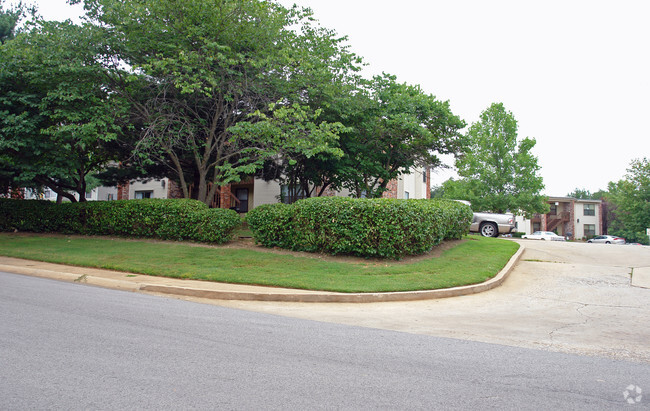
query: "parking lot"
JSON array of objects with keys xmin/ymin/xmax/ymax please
[{"xmin": 211, "ymin": 239, "xmax": 650, "ymax": 363}]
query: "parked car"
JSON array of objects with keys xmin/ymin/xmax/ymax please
[
  {"xmin": 587, "ymin": 235, "xmax": 625, "ymax": 244},
  {"xmin": 453, "ymin": 201, "xmax": 517, "ymax": 238},
  {"xmin": 522, "ymin": 231, "xmax": 566, "ymax": 241},
  {"xmin": 470, "ymin": 211, "xmax": 517, "ymax": 238}
]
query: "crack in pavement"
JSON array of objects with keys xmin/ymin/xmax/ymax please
[
  {"xmin": 548, "ymin": 302, "xmax": 591, "ymax": 342},
  {"xmin": 532, "ymin": 296, "xmax": 644, "ymax": 310}
]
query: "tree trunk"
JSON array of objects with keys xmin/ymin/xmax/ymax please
[{"xmin": 196, "ymin": 171, "xmax": 208, "ymax": 205}]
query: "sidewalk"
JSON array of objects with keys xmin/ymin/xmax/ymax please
[{"xmin": 0, "ymin": 245, "xmax": 524, "ymax": 303}]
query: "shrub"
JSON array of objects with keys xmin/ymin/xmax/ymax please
[
  {"xmin": 247, "ymin": 197, "xmax": 472, "ymax": 259},
  {"xmin": 0, "ymin": 198, "xmax": 241, "ymax": 244},
  {"xmin": 0, "ymin": 199, "xmax": 55, "ymax": 232},
  {"xmin": 244, "ymin": 203, "xmax": 294, "ymax": 249}
]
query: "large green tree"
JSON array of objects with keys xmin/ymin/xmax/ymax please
[
  {"xmin": 446, "ymin": 102, "xmax": 548, "ymax": 216},
  {"xmin": 607, "ymin": 158, "xmax": 650, "ymax": 244},
  {"xmin": 0, "ymin": 20, "xmax": 131, "ymax": 202},
  {"xmin": 334, "ymin": 73, "xmax": 465, "ymax": 198},
  {"xmin": 75, "ymin": 0, "xmax": 361, "ymax": 205}
]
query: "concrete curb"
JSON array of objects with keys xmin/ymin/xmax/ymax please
[
  {"xmin": 0, "ymin": 244, "xmax": 525, "ymax": 303},
  {"xmin": 140, "ymin": 244, "xmax": 525, "ymax": 302},
  {"xmin": 631, "ymin": 266, "xmax": 650, "ymax": 289}
]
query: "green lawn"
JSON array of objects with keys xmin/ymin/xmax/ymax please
[{"xmin": 0, "ymin": 233, "xmax": 519, "ymax": 293}]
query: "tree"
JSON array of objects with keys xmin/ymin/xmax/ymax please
[
  {"xmin": 77, "ymin": 0, "xmax": 362, "ymax": 206},
  {"xmin": 567, "ymin": 188, "xmax": 594, "ymax": 199},
  {"xmin": 449, "ymin": 102, "xmax": 548, "ymax": 216},
  {"xmin": 229, "ymin": 103, "xmax": 346, "ymax": 202},
  {"xmin": 0, "ymin": 0, "xmax": 33, "ymax": 44},
  {"xmin": 607, "ymin": 158, "xmax": 650, "ymax": 244},
  {"xmin": 0, "ymin": 20, "xmax": 131, "ymax": 202},
  {"xmin": 334, "ymin": 73, "xmax": 465, "ymax": 198}
]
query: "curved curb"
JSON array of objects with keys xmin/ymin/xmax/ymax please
[
  {"xmin": 0, "ymin": 243, "xmax": 524, "ymax": 303},
  {"xmin": 140, "ymin": 244, "xmax": 525, "ymax": 303}
]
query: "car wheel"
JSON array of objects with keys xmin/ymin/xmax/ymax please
[
  {"xmin": 587, "ymin": 240, "xmax": 593, "ymax": 243},
  {"xmin": 606, "ymin": 241, "xmax": 611, "ymax": 244},
  {"xmin": 480, "ymin": 222, "xmax": 498, "ymax": 238}
]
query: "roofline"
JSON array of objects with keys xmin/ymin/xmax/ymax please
[{"xmin": 547, "ymin": 196, "xmax": 602, "ymax": 203}]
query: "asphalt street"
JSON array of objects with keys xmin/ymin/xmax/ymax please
[
  {"xmin": 1, "ymin": 271, "xmax": 648, "ymax": 409},
  {"xmin": 202, "ymin": 240, "xmax": 650, "ymax": 363}
]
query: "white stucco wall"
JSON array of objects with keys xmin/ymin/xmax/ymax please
[
  {"xmin": 515, "ymin": 216, "xmax": 532, "ymax": 235},
  {"xmin": 95, "ymin": 186, "xmax": 118, "ymax": 201},
  {"xmin": 128, "ymin": 178, "xmax": 169, "ymax": 199},
  {"xmin": 252, "ymin": 179, "xmax": 281, "ymax": 207},
  {"xmin": 400, "ymin": 167, "xmax": 428, "ymax": 199},
  {"xmin": 574, "ymin": 201, "xmax": 601, "ymax": 239}
]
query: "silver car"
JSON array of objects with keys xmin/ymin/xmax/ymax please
[{"xmin": 587, "ymin": 235, "xmax": 625, "ymax": 244}]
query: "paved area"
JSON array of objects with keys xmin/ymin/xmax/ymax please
[
  {"xmin": 179, "ymin": 240, "xmax": 650, "ymax": 363},
  {"xmin": 5, "ymin": 272, "xmax": 649, "ymax": 410},
  {"xmin": 1, "ymin": 239, "xmax": 649, "ymax": 363}
]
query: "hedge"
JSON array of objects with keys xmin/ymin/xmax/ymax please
[
  {"xmin": 247, "ymin": 197, "xmax": 473, "ymax": 259},
  {"xmin": 0, "ymin": 198, "xmax": 241, "ymax": 244}
]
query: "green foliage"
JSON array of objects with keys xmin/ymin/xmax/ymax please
[
  {"xmin": 607, "ymin": 158, "xmax": 650, "ymax": 244},
  {"xmin": 230, "ymin": 103, "xmax": 346, "ymax": 199},
  {"xmin": 567, "ymin": 188, "xmax": 592, "ymax": 199},
  {"xmin": 448, "ymin": 103, "xmax": 548, "ymax": 217},
  {"xmin": 77, "ymin": 0, "xmax": 362, "ymax": 205},
  {"xmin": 0, "ymin": 198, "xmax": 55, "ymax": 232},
  {"xmin": 244, "ymin": 203, "xmax": 295, "ymax": 249},
  {"xmin": 0, "ymin": 199, "xmax": 241, "ymax": 243},
  {"xmin": 0, "ymin": 234, "xmax": 519, "ymax": 293},
  {"xmin": 0, "ymin": 20, "xmax": 131, "ymax": 201},
  {"xmin": 333, "ymin": 74, "xmax": 465, "ymax": 198},
  {"xmin": 247, "ymin": 197, "xmax": 472, "ymax": 259},
  {"xmin": 0, "ymin": 0, "xmax": 33, "ymax": 44},
  {"xmin": 566, "ymin": 188, "xmax": 605, "ymax": 200}
]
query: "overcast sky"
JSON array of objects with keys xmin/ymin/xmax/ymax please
[{"xmin": 28, "ymin": 0, "xmax": 650, "ymax": 196}]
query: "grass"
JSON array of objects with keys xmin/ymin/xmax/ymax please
[{"xmin": 0, "ymin": 233, "xmax": 519, "ymax": 293}]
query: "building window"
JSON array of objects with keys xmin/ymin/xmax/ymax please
[
  {"xmin": 281, "ymin": 185, "xmax": 306, "ymax": 204},
  {"xmin": 135, "ymin": 190, "xmax": 153, "ymax": 199},
  {"xmin": 404, "ymin": 191, "xmax": 410, "ymax": 199},
  {"xmin": 583, "ymin": 204, "xmax": 595, "ymax": 216},
  {"xmin": 533, "ymin": 222, "xmax": 541, "ymax": 232},
  {"xmin": 107, "ymin": 194, "xmax": 114, "ymax": 201},
  {"xmin": 85, "ymin": 191, "xmax": 93, "ymax": 199},
  {"xmin": 584, "ymin": 224, "xmax": 596, "ymax": 237},
  {"xmin": 422, "ymin": 171, "xmax": 427, "ymax": 183},
  {"xmin": 549, "ymin": 204, "xmax": 557, "ymax": 215}
]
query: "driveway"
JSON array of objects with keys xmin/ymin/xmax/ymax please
[{"xmin": 203, "ymin": 240, "xmax": 650, "ymax": 363}]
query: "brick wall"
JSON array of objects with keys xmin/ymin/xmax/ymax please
[
  {"xmin": 219, "ymin": 184, "xmax": 233, "ymax": 209},
  {"xmin": 382, "ymin": 179, "xmax": 398, "ymax": 199},
  {"xmin": 117, "ymin": 182, "xmax": 130, "ymax": 200},
  {"xmin": 166, "ymin": 179, "xmax": 183, "ymax": 199}
]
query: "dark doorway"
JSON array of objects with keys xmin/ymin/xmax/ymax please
[{"xmin": 235, "ymin": 188, "xmax": 249, "ymax": 213}]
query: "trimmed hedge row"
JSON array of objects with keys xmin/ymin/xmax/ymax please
[
  {"xmin": 246, "ymin": 197, "xmax": 473, "ymax": 259},
  {"xmin": 0, "ymin": 198, "xmax": 241, "ymax": 244}
]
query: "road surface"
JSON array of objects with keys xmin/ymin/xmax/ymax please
[
  {"xmin": 1, "ymin": 271, "xmax": 649, "ymax": 409},
  {"xmin": 196, "ymin": 240, "xmax": 650, "ymax": 363}
]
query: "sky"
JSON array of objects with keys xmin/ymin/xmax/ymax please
[{"xmin": 26, "ymin": 0, "xmax": 650, "ymax": 196}]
